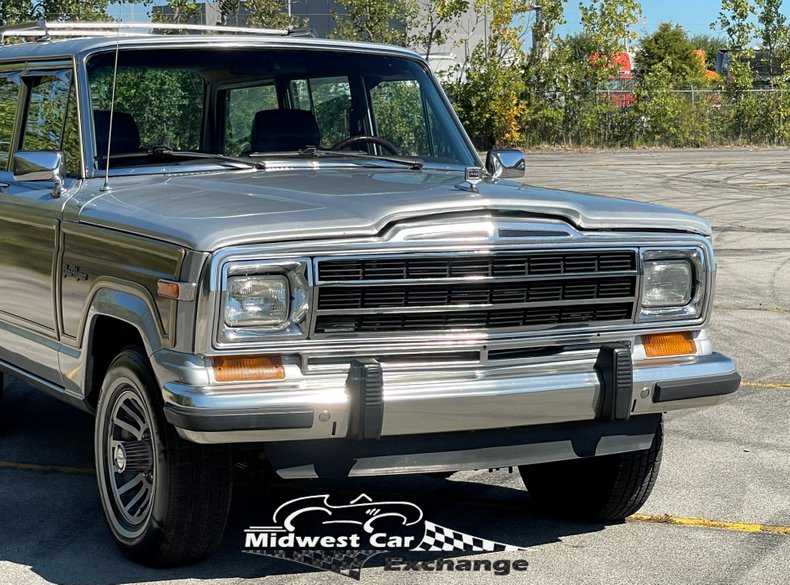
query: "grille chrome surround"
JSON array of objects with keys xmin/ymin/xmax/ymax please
[{"xmin": 313, "ymin": 250, "xmax": 639, "ymax": 337}]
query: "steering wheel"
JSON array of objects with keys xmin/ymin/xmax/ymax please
[{"xmin": 330, "ymin": 135, "xmax": 401, "ymax": 156}]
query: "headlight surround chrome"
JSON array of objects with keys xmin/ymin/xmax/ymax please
[
  {"xmin": 218, "ymin": 259, "xmax": 310, "ymax": 343},
  {"xmin": 638, "ymin": 248, "xmax": 707, "ymax": 322}
]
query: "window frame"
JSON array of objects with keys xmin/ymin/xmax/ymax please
[
  {"xmin": 0, "ymin": 65, "xmax": 24, "ymax": 175},
  {"xmin": 4, "ymin": 59, "xmax": 85, "ymax": 180}
]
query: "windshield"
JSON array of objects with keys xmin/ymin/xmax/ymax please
[{"xmin": 86, "ymin": 48, "xmax": 477, "ymax": 171}]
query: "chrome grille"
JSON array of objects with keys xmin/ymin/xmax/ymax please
[{"xmin": 313, "ymin": 250, "xmax": 638, "ymax": 336}]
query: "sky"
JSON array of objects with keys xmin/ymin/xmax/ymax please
[
  {"xmin": 555, "ymin": 0, "xmax": 790, "ymax": 40},
  {"xmin": 109, "ymin": 1, "xmax": 790, "ymax": 43}
]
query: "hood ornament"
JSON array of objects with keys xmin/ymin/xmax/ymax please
[{"xmin": 457, "ymin": 166, "xmax": 484, "ymax": 193}]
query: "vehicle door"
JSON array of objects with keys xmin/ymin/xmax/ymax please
[{"xmin": 0, "ymin": 64, "xmax": 81, "ymax": 382}]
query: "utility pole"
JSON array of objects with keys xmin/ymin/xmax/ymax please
[{"xmin": 531, "ymin": 5, "xmax": 546, "ymax": 61}]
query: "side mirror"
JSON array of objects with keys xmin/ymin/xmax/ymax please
[
  {"xmin": 13, "ymin": 150, "xmax": 66, "ymax": 198},
  {"xmin": 486, "ymin": 148, "xmax": 525, "ymax": 180}
]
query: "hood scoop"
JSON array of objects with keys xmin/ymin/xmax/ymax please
[{"xmin": 384, "ymin": 213, "xmax": 581, "ymax": 243}]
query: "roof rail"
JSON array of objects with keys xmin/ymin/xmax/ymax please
[{"xmin": 0, "ymin": 20, "xmax": 316, "ymax": 45}]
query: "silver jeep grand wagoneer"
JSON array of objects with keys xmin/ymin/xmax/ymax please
[{"xmin": 0, "ymin": 21, "xmax": 739, "ymax": 566}]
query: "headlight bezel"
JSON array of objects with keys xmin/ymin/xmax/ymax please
[
  {"xmin": 217, "ymin": 258, "xmax": 311, "ymax": 344},
  {"xmin": 638, "ymin": 248, "xmax": 707, "ymax": 322}
]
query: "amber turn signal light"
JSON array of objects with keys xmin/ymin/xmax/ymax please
[
  {"xmin": 212, "ymin": 355, "xmax": 285, "ymax": 382},
  {"xmin": 157, "ymin": 280, "xmax": 181, "ymax": 299},
  {"xmin": 642, "ymin": 332, "xmax": 696, "ymax": 358}
]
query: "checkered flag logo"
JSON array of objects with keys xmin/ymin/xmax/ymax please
[
  {"xmin": 413, "ymin": 521, "xmax": 526, "ymax": 553},
  {"xmin": 244, "ymin": 549, "xmax": 380, "ymax": 581}
]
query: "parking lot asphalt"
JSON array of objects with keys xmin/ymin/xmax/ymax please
[{"xmin": 0, "ymin": 148, "xmax": 788, "ymax": 585}]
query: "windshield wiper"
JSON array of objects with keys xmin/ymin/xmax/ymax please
[
  {"xmin": 247, "ymin": 147, "xmax": 423, "ymax": 170},
  {"xmin": 97, "ymin": 147, "xmax": 265, "ymax": 169}
]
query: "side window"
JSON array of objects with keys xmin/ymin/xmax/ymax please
[
  {"xmin": 290, "ymin": 77, "xmax": 352, "ymax": 148},
  {"xmin": 290, "ymin": 79, "xmax": 311, "ymax": 111},
  {"xmin": 20, "ymin": 72, "xmax": 81, "ymax": 177},
  {"xmin": 22, "ymin": 73, "xmax": 71, "ymax": 151},
  {"xmin": 224, "ymin": 84, "xmax": 278, "ymax": 155},
  {"xmin": 370, "ymin": 79, "xmax": 429, "ymax": 156},
  {"xmin": 0, "ymin": 74, "xmax": 21, "ymax": 171}
]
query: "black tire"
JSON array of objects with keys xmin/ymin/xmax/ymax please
[
  {"xmin": 95, "ymin": 347, "xmax": 232, "ymax": 566},
  {"xmin": 519, "ymin": 417, "xmax": 663, "ymax": 521}
]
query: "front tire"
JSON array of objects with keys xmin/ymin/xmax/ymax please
[
  {"xmin": 95, "ymin": 348, "xmax": 232, "ymax": 566},
  {"xmin": 519, "ymin": 417, "xmax": 663, "ymax": 521}
]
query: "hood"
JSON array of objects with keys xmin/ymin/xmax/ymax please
[{"xmin": 72, "ymin": 168, "xmax": 711, "ymax": 251}]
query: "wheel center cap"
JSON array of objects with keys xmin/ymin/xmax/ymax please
[{"xmin": 114, "ymin": 443, "xmax": 127, "ymax": 473}]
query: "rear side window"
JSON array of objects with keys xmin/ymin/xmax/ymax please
[
  {"xmin": 224, "ymin": 84, "xmax": 278, "ymax": 155},
  {"xmin": 290, "ymin": 76, "xmax": 352, "ymax": 148},
  {"xmin": 0, "ymin": 74, "xmax": 21, "ymax": 170}
]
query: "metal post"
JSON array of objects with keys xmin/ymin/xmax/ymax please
[{"xmin": 532, "ymin": 6, "xmax": 544, "ymax": 60}]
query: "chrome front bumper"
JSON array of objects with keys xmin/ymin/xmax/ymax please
[{"xmin": 155, "ymin": 347, "xmax": 739, "ymax": 446}]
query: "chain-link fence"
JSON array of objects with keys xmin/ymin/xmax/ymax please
[{"xmin": 522, "ymin": 88, "xmax": 790, "ymax": 149}]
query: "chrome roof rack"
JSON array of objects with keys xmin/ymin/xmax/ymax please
[{"xmin": 0, "ymin": 20, "xmax": 316, "ymax": 45}]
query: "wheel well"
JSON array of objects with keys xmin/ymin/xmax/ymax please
[{"xmin": 86, "ymin": 316, "xmax": 146, "ymax": 409}]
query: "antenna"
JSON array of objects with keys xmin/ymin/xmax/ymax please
[{"xmin": 100, "ymin": 31, "xmax": 121, "ymax": 192}]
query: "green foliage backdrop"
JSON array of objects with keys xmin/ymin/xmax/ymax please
[{"xmin": 5, "ymin": 0, "xmax": 790, "ymax": 150}]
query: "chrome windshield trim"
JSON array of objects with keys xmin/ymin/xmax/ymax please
[{"xmin": 86, "ymin": 158, "xmax": 469, "ymax": 179}]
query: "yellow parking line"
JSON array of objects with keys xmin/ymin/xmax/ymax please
[
  {"xmin": 0, "ymin": 460, "xmax": 94, "ymax": 476},
  {"xmin": 629, "ymin": 514, "xmax": 790, "ymax": 536},
  {"xmin": 740, "ymin": 381, "xmax": 790, "ymax": 389}
]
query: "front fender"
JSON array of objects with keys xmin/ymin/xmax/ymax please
[
  {"xmin": 85, "ymin": 282, "xmax": 168, "ymax": 356},
  {"xmin": 59, "ymin": 280, "xmax": 170, "ymax": 401}
]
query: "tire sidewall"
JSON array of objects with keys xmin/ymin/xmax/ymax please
[{"xmin": 95, "ymin": 349, "xmax": 171, "ymax": 552}]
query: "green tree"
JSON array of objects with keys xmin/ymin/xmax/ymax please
[
  {"xmin": 244, "ymin": 0, "xmax": 303, "ymax": 29},
  {"xmin": 411, "ymin": 0, "xmax": 469, "ymax": 59},
  {"xmin": 637, "ymin": 23, "xmax": 707, "ymax": 86},
  {"xmin": 579, "ymin": 0, "xmax": 642, "ymax": 81},
  {"xmin": 714, "ymin": 0, "xmax": 756, "ymax": 90},
  {"xmin": 447, "ymin": 0, "xmax": 532, "ymax": 148},
  {"xmin": 0, "ymin": 1, "xmax": 148, "ymax": 26},
  {"xmin": 529, "ymin": 0, "xmax": 566, "ymax": 60},
  {"xmin": 330, "ymin": 0, "xmax": 417, "ymax": 46},
  {"xmin": 689, "ymin": 33, "xmax": 726, "ymax": 70},
  {"xmin": 756, "ymin": 0, "xmax": 789, "ymax": 86},
  {"xmin": 152, "ymin": 0, "xmax": 201, "ymax": 24},
  {"xmin": 563, "ymin": 31, "xmax": 598, "ymax": 60}
]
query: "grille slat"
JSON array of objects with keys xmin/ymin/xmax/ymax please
[
  {"xmin": 314, "ymin": 303, "xmax": 634, "ymax": 334},
  {"xmin": 318, "ymin": 277, "xmax": 636, "ymax": 311},
  {"xmin": 314, "ymin": 250, "xmax": 637, "ymax": 336},
  {"xmin": 319, "ymin": 252, "xmax": 636, "ymax": 282}
]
